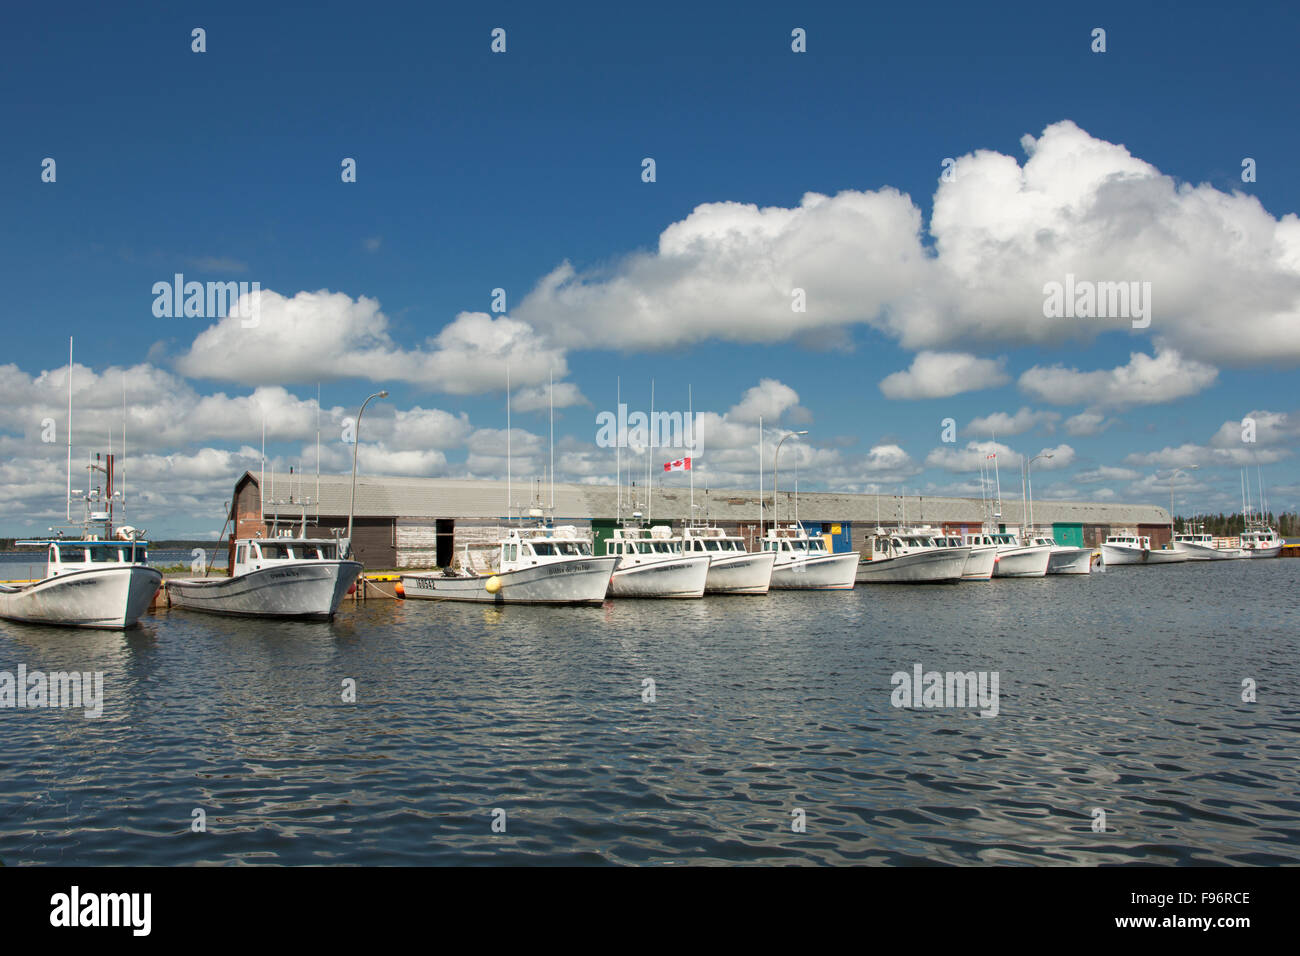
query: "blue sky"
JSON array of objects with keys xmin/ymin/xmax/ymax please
[{"xmin": 2, "ymin": 0, "xmax": 1298, "ymax": 537}]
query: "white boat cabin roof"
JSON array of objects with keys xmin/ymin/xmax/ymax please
[{"xmin": 18, "ymin": 539, "xmax": 152, "ymax": 575}]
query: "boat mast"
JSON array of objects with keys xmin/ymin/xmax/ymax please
[
  {"xmin": 506, "ymin": 363, "xmax": 512, "ymax": 522},
  {"xmin": 688, "ymin": 384, "xmax": 694, "ymax": 523},
  {"xmin": 648, "ymin": 378, "xmax": 654, "ymax": 523},
  {"xmin": 793, "ymin": 452, "xmax": 798, "ymax": 528},
  {"xmin": 1257, "ymin": 462, "xmax": 1267, "ymax": 526},
  {"xmin": 758, "ymin": 415, "xmax": 764, "ymax": 537},
  {"xmin": 121, "ymin": 374, "xmax": 127, "ymax": 525},
  {"xmin": 66, "ymin": 337, "xmax": 73, "ymax": 524},
  {"xmin": 1020, "ymin": 455, "xmax": 1028, "ymax": 535},
  {"xmin": 991, "ymin": 432, "xmax": 1003, "ymax": 528},
  {"xmin": 316, "ymin": 383, "xmax": 321, "ymax": 529},
  {"xmin": 549, "ymin": 368, "xmax": 555, "ymax": 512},
  {"xmin": 616, "ymin": 376, "xmax": 621, "ymax": 524}
]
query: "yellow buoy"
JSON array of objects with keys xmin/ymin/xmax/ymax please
[{"xmin": 485, "ymin": 576, "xmax": 502, "ymax": 594}]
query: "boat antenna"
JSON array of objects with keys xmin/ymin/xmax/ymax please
[
  {"xmin": 506, "ymin": 362, "xmax": 512, "ymax": 522},
  {"xmin": 316, "ymin": 383, "xmax": 321, "ymax": 528},
  {"xmin": 758, "ymin": 415, "xmax": 764, "ymax": 537},
  {"xmin": 260, "ymin": 414, "xmax": 266, "ymax": 529},
  {"xmin": 648, "ymin": 378, "xmax": 654, "ymax": 523},
  {"xmin": 66, "ymin": 337, "xmax": 73, "ymax": 523},
  {"xmin": 121, "ymin": 373, "xmax": 127, "ymax": 518},
  {"xmin": 990, "ymin": 431, "xmax": 1003, "ymax": 526},
  {"xmin": 794, "ymin": 450, "xmax": 799, "ymax": 528},
  {"xmin": 549, "ymin": 368, "xmax": 555, "ymax": 512},
  {"xmin": 616, "ymin": 376, "xmax": 621, "ymax": 524},
  {"xmin": 759, "ymin": 416, "xmax": 764, "ymax": 541},
  {"xmin": 688, "ymin": 383, "xmax": 694, "ymax": 523},
  {"xmin": 1257, "ymin": 461, "xmax": 1267, "ymax": 523}
]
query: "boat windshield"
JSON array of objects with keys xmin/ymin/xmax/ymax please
[{"xmin": 557, "ymin": 541, "xmax": 591, "ymax": 556}]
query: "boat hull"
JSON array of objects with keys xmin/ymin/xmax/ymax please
[
  {"xmin": 959, "ymin": 546, "xmax": 997, "ymax": 580},
  {"xmin": 1047, "ymin": 547, "xmax": 1093, "ymax": 575},
  {"xmin": 609, "ymin": 555, "xmax": 710, "ymax": 598},
  {"xmin": 401, "ymin": 556, "xmax": 616, "ymax": 605},
  {"xmin": 1173, "ymin": 541, "xmax": 1244, "ymax": 560},
  {"xmin": 704, "ymin": 551, "xmax": 776, "ymax": 594},
  {"xmin": 1145, "ymin": 549, "xmax": 1189, "ymax": 564},
  {"xmin": 993, "ymin": 546, "xmax": 1052, "ymax": 577},
  {"xmin": 166, "ymin": 561, "xmax": 363, "ymax": 620},
  {"xmin": 1101, "ymin": 545, "xmax": 1147, "ymax": 565},
  {"xmin": 0, "ymin": 565, "xmax": 162, "ymax": 629},
  {"xmin": 1242, "ymin": 544, "xmax": 1283, "ymax": 559},
  {"xmin": 856, "ymin": 548, "xmax": 968, "ymax": 584},
  {"xmin": 770, "ymin": 552, "xmax": 859, "ymax": 590}
]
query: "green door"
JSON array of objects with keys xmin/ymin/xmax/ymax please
[
  {"xmin": 591, "ymin": 518, "xmax": 619, "ymax": 557},
  {"xmin": 1052, "ymin": 522, "xmax": 1084, "ymax": 547}
]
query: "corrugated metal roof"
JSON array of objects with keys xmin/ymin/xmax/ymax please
[{"xmin": 248, "ymin": 472, "xmax": 1170, "ymax": 525}]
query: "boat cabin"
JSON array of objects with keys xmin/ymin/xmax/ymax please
[
  {"xmin": 870, "ymin": 533, "xmax": 938, "ymax": 559},
  {"xmin": 1240, "ymin": 527, "xmax": 1281, "ymax": 546},
  {"xmin": 605, "ymin": 525, "xmax": 680, "ymax": 558},
  {"xmin": 232, "ymin": 537, "xmax": 343, "ymax": 574},
  {"xmin": 22, "ymin": 539, "xmax": 151, "ymax": 577},
  {"xmin": 762, "ymin": 526, "xmax": 830, "ymax": 555},
  {"xmin": 681, "ymin": 528, "xmax": 747, "ymax": 554},
  {"xmin": 497, "ymin": 526, "xmax": 594, "ymax": 570}
]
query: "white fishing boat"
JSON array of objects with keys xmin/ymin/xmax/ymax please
[
  {"xmin": 761, "ymin": 525, "xmax": 859, "ymax": 590},
  {"xmin": 401, "ymin": 525, "xmax": 616, "ymax": 605},
  {"xmin": 604, "ymin": 525, "xmax": 711, "ymax": 598},
  {"xmin": 966, "ymin": 531, "xmax": 1051, "ymax": 577},
  {"xmin": 856, "ymin": 531, "xmax": 968, "ymax": 584},
  {"xmin": 679, "ymin": 525, "xmax": 776, "ymax": 594},
  {"xmin": 166, "ymin": 536, "xmax": 363, "ymax": 620},
  {"xmin": 1172, "ymin": 529, "xmax": 1244, "ymax": 560},
  {"xmin": 0, "ymin": 342, "xmax": 162, "ymax": 630},
  {"xmin": 0, "ymin": 536, "xmax": 161, "ymax": 630},
  {"xmin": 1239, "ymin": 524, "xmax": 1283, "ymax": 558},
  {"xmin": 1237, "ymin": 468, "xmax": 1283, "ymax": 558},
  {"xmin": 931, "ymin": 530, "xmax": 996, "ymax": 580},
  {"xmin": 1101, "ymin": 531, "xmax": 1149, "ymax": 565},
  {"xmin": 1145, "ymin": 544, "xmax": 1190, "ymax": 564},
  {"xmin": 1024, "ymin": 533, "xmax": 1093, "ymax": 575}
]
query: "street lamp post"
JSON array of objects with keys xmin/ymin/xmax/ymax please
[
  {"xmin": 1026, "ymin": 453, "xmax": 1053, "ymax": 533},
  {"xmin": 773, "ymin": 430, "xmax": 808, "ymax": 525},
  {"xmin": 347, "ymin": 389, "xmax": 389, "ymax": 547}
]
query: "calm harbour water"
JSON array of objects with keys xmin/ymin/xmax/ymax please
[{"xmin": 2, "ymin": 559, "xmax": 1298, "ymax": 866}]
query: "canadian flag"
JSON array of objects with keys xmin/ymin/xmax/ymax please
[{"xmin": 663, "ymin": 457, "xmax": 692, "ymax": 472}]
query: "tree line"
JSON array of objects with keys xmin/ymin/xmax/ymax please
[{"xmin": 1174, "ymin": 512, "xmax": 1297, "ymax": 537}]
